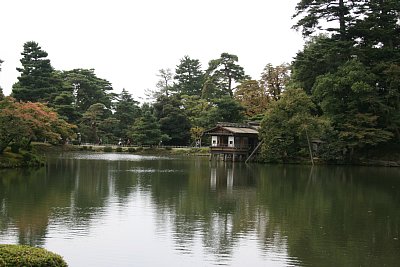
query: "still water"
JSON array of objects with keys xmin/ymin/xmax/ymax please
[{"xmin": 0, "ymin": 152, "xmax": 399, "ymax": 266}]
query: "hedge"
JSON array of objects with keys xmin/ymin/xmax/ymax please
[{"xmin": 0, "ymin": 245, "xmax": 67, "ymax": 267}]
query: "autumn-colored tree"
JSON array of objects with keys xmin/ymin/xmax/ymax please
[
  {"xmin": 260, "ymin": 63, "xmax": 290, "ymax": 101},
  {"xmin": 0, "ymin": 97, "xmax": 76, "ymax": 153},
  {"xmin": 234, "ymin": 80, "xmax": 269, "ymax": 117}
]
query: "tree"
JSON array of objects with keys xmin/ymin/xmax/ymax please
[
  {"xmin": 292, "ymin": 0, "xmax": 357, "ymax": 38},
  {"xmin": 174, "ymin": 56, "xmax": 204, "ymax": 96},
  {"xmin": 205, "ymin": 53, "xmax": 250, "ymax": 97},
  {"xmin": 145, "ymin": 68, "xmax": 175, "ymax": 101},
  {"xmin": 0, "ymin": 97, "xmax": 75, "ymax": 153},
  {"xmin": 208, "ymin": 96, "xmax": 245, "ymax": 125},
  {"xmin": 181, "ymin": 95, "xmax": 215, "ymax": 129},
  {"xmin": 259, "ymin": 88, "xmax": 328, "ymax": 162},
  {"xmin": 128, "ymin": 110, "xmax": 163, "ymax": 146},
  {"xmin": 113, "ymin": 89, "xmax": 141, "ymax": 139},
  {"xmin": 153, "ymin": 95, "xmax": 191, "ymax": 145},
  {"xmin": 291, "ymin": 35, "xmax": 353, "ymax": 94},
  {"xmin": 79, "ymin": 103, "xmax": 111, "ymax": 143},
  {"xmin": 313, "ymin": 60, "xmax": 393, "ymax": 160},
  {"xmin": 12, "ymin": 41, "xmax": 62, "ymax": 102},
  {"xmin": 260, "ymin": 63, "xmax": 291, "ymax": 101},
  {"xmin": 234, "ymin": 80, "xmax": 269, "ymax": 117},
  {"xmin": 62, "ymin": 69, "xmax": 114, "ymax": 114}
]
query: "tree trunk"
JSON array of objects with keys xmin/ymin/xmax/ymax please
[{"xmin": 338, "ymin": 0, "xmax": 346, "ymax": 39}]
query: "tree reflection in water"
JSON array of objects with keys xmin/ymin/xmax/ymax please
[{"xmin": 0, "ymin": 154, "xmax": 399, "ymax": 266}]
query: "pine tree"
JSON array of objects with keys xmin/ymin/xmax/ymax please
[
  {"xmin": 174, "ymin": 55, "xmax": 204, "ymax": 96},
  {"xmin": 12, "ymin": 41, "xmax": 61, "ymax": 102}
]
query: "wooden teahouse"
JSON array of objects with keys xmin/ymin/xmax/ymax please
[{"xmin": 203, "ymin": 122, "xmax": 260, "ymax": 162}]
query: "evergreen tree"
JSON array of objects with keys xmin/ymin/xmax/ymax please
[
  {"xmin": 292, "ymin": 0, "xmax": 357, "ymax": 38},
  {"xmin": 174, "ymin": 55, "xmax": 204, "ymax": 96},
  {"xmin": 79, "ymin": 103, "xmax": 110, "ymax": 143},
  {"xmin": 62, "ymin": 69, "xmax": 114, "ymax": 114},
  {"xmin": 153, "ymin": 95, "xmax": 191, "ymax": 145},
  {"xmin": 113, "ymin": 89, "xmax": 141, "ymax": 139},
  {"xmin": 208, "ymin": 96, "xmax": 245, "ymax": 124},
  {"xmin": 128, "ymin": 110, "xmax": 163, "ymax": 146},
  {"xmin": 313, "ymin": 60, "xmax": 393, "ymax": 159},
  {"xmin": 291, "ymin": 35, "xmax": 353, "ymax": 94},
  {"xmin": 205, "ymin": 53, "xmax": 250, "ymax": 97},
  {"xmin": 12, "ymin": 41, "xmax": 61, "ymax": 102}
]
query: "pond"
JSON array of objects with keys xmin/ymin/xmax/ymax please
[{"xmin": 0, "ymin": 152, "xmax": 399, "ymax": 266}]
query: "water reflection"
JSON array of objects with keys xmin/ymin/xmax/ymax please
[{"xmin": 0, "ymin": 153, "xmax": 399, "ymax": 266}]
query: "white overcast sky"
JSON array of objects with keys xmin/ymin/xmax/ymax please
[{"xmin": 0, "ymin": 0, "xmax": 304, "ymax": 101}]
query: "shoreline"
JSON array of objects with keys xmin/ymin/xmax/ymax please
[{"xmin": 1, "ymin": 143, "xmax": 399, "ymax": 168}]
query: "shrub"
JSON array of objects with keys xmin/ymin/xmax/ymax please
[
  {"xmin": 116, "ymin": 147, "xmax": 123, "ymax": 152},
  {"xmin": 0, "ymin": 244, "xmax": 68, "ymax": 267},
  {"xmin": 127, "ymin": 147, "xmax": 136, "ymax": 153},
  {"xmin": 103, "ymin": 146, "xmax": 113, "ymax": 152}
]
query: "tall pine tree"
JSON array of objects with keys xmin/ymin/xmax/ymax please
[{"xmin": 12, "ymin": 41, "xmax": 61, "ymax": 102}]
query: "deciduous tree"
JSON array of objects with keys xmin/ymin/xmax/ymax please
[
  {"xmin": 260, "ymin": 63, "xmax": 290, "ymax": 101},
  {"xmin": 0, "ymin": 97, "xmax": 75, "ymax": 153},
  {"xmin": 234, "ymin": 80, "xmax": 269, "ymax": 117}
]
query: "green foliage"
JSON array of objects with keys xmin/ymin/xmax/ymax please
[
  {"xmin": 0, "ymin": 244, "xmax": 67, "ymax": 266},
  {"xmin": 116, "ymin": 147, "xmax": 123, "ymax": 152},
  {"xmin": 153, "ymin": 95, "xmax": 191, "ymax": 145},
  {"xmin": 290, "ymin": 0, "xmax": 400, "ymax": 162},
  {"xmin": 292, "ymin": 0, "xmax": 355, "ymax": 38},
  {"xmin": 10, "ymin": 143, "xmax": 20, "ymax": 153},
  {"xmin": 12, "ymin": 41, "xmax": 62, "ymax": 103},
  {"xmin": 79, "ymin": 103, "xmax": 111, "ymax": 143},
  {"xmin": 174, "ymin": 55, "xmax": 204, "ymax": 96},
  {"xmin": 103, "ymin": 146, "xmax": 113, "ymax": 152},
  {"xmin": 128, "ymin": 111, "xmax": 163, "ymax": 146},
  {"xmin": 209, "ymin": 96, "xmax": 245, "ymax": 124},
  {"xmin": 313, "ymin": 60, "xmax": 393, "ymax": 160},
  {"xmin": 204, "ymin": 52, "xmax": 250, "ymax": 97},
  {"xmin": 113, "ymin": 89, "xmax": 141, "ymax": 138},
  {"xmin": 291, "ymin": 36, "xmax": 352, "ymax": 94},
  {"xmin": 61, "ymin": 69, "xmax": 114, "ymax": 114},
  {"xmin": 260, "ymin": 88, "xmax": 329, "ymax": 162}
]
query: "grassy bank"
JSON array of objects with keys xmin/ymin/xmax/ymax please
[
  {"xmin": 0, "ymin": 149, "xmax": 43, "ymax": 168},
  {"xmin": 0, "ymin": 142, "xmax": 82, "ymax": 169}
]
